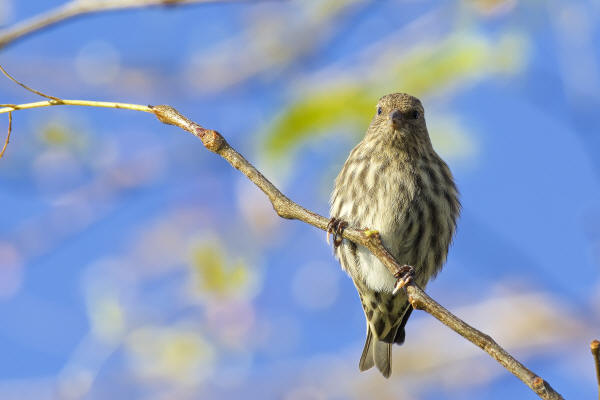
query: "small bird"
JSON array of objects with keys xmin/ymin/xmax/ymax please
[{"xmin": 329, "ymin": 93, "xmax": 460, "ymax": 378}]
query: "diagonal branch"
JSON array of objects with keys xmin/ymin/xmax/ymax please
[
  {"xmin": 407, "ymin": 285, "xmax": 562, "ymax": 399},
  {"xmin": 0, "ymin": 0, "xmax": 237, "ymax": 50},
  {"xmin": 0, "ymin": 67, "xmax": 564, "ymax": 399}
]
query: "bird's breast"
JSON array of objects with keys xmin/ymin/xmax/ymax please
[{"xmin": 330, "ymin": 152, "xmax": 458, "ymax": 292}]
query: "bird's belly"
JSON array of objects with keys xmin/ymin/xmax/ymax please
[
  {"xmin": 353, "ymin": 188, "xmax": 450, "ymax": 293},
  {"xmin": 350, "ymin": 184, "xmax": 413, "ymax": 293},
  {"xmin": 355, "ymin": 247, "xmax": 398, "ymax": 292}
]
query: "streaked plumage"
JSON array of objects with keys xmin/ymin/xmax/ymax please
[{"xmin": 330, "ymin": 93, "xmax": 460, "ymax": 378}]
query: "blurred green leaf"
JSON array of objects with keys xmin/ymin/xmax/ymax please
[
  {"xmin": 261, "ymin": 32, "xmax": 526, "ymax": 160},
  {"xmin": 263, "ymin": 86, "xmax": 374, "ymax": 157}
]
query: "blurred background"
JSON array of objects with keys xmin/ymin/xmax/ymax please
[{"xmin": 0, "ymin": 0, "xmax": 599, "ymax": 399}]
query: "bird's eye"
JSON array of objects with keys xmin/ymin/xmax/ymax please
[
  {"xmin": 377, "ymin": 107, "xmax": 382, "ymax": 115},
  {"xmin": 409, "ymin": 110, "xmax": 420, "ymax": 119}
]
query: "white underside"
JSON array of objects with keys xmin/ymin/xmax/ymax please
[{"xmin": 356, "ymin": 246, "xmax": 397, "ymax": 293}]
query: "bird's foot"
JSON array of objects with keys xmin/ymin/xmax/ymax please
[
  {"xmin": 392, "ymin": 265, "xmax": 415, "ymax": 295},
  {"xmin": 327, "ymin": 217, "xmax": 348, "ymax": 248}
]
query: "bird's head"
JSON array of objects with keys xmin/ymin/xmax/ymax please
[
  {"xmin": 376, "ymin": 93, "xmax": 425, "ymax": 131},
  {"xmin": 367, "ymin": 93, "xmax": 431, "ymax": 151}
]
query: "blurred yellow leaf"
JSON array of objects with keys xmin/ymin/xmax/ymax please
[
  {"xmin": 189, "ymin": 241, "xmax": 249, "ymax": 297},
  {"xmin": 126, "ymin": 327, "xmax": 215, "ymax": 384},
  {"xmin": 38, "ymin": 118, "xmax": 89, "ymax": 152},
  {"xmin": 42, "ymin": 124, "xmax": 70, "ymax": 145}
]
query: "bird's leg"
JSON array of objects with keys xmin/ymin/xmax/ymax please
[
  {"xmin": 327, "ymin": 217, "xmax": 348, "ymax": 248},
  {"xmin": 392, "ymin": 265, "xmax": 415, "ymax": 295}
]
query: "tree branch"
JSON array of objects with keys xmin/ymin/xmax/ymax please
[
  {"xmin": 0, "ymin": 69, "xmax": 564, "ymax": 399},
  {"xmin": 592, "ymin": 339, "xmax": 600, "ymax": 400},
  {"xmin": 0, "ymin": 0, "xmax": 235, "ymax": 50},
  {"xmin": 406, "ymin": 285, "xmax": 562, "ymax": 399}
]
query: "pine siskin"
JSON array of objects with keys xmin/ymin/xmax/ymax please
[{"xmin": 329, "ymin": 93, "xmax": 460, "ymax": 378}]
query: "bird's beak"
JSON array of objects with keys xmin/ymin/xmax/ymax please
[{"xmin": 388, "ymin": 109, "xmax": 402, "ymax": 130}]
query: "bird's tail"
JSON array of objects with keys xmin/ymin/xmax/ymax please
[
  {"xmin": 359, "ymin": 328, "xmax": 392, "ymax": 378},
  {"xmin": 358, "ymin": 297, "xmax": 413, "ymax": 378}
]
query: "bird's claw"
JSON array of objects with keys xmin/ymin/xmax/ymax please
[
  {"xmin": 327, "ymin": 217, "xmax": 348, "ymax": 248},
  {"xmin": 392, "ymin": 265, "xmax": 415, "ymax": 295}
]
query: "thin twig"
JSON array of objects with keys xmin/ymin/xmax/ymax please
[
  {"xmin": 0, "ymin": 65, "xmax": 60, "ymax": 101},
  {"xmin": 0, "ymin": 112, "xmax": 12, "ymax": 159},
  {"xmin": 0, "ymin": 62, "xmax": 152, "ymax": 156},
  {"xmin": 0, "ymin": 0, "xmax": 234, "ymax": 50},
  {"xmin": 0, "ymin": 100, "xmax": 153, "ymax": 114},
  {"xmin": 0, "ymin": 67, "xmax": 565, "ymax": 399},
  {"xmin": 592, "ymin": 339, "xmax": 600, "ymax": 400},
  {"xmin": 0, "ymin": 63, "xmax": 153, "ymax": 115}
]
